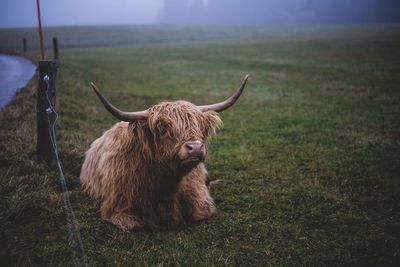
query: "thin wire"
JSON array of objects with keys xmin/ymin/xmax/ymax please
[{"xmin": 43, "ymin": 75, "xmax": 88, "ymax": 266}]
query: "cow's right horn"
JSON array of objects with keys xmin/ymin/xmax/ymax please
[
  {"xmin": 90, "ymin": 82, "xmax": 148, "ymax": 121},
  {"xmin": 198, "ymin": 74, "xmax": 249, "ymax": 113}
]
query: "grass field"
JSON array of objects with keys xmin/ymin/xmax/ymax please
[{"xmin": 1, "ymin": 25, "xmax": 400, "ymax": 266}]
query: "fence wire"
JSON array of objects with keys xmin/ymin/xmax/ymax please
[{"xmin": 43, "ymin": 75, "xmax": 88, "ymax": 267}]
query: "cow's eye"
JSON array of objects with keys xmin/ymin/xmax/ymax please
[
  {"xmin": 202, "ymin": 126, "xmax": 211, "ymax": 138},
  {"xmin": 158, "ymin": 123, "xmax": 172, "ymax": 138},
  {"xmin": 158, "ymin": 126, "xmax": 167, "ymax": 136}
]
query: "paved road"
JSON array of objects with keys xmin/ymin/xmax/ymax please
[{"xmin": 0, "ymin": 54, "xmax": 36, "ymax": 109}]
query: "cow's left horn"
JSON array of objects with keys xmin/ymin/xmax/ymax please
[
  {"xmin": 90, "ymin": 82, "xmax": 148, "ymax": 121},
  {"xmin": 198, "ymin": 74, "xmax": 249, "ymax": 113}
]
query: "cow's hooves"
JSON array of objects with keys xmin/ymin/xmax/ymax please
[
  {"xmin": 191, "ymin": 205, "xmax": 216, "ymax": 222},
  {"xmin": 109, "ymin": 214, "xmax": 143, "ymax": 232},
  {"xmin": 207, "ymin": 179, "xmax": 222, "ymax": 189}
]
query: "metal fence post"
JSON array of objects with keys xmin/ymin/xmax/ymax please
[
  {"xmin": 37, "ymin": 60, "xmax": 58, "ymax": 163},
  {"xmin": 23, "ymin": 38, "xmax": 27, "ymax": 54},
  {"xmin": 52, "ymin": 37, "xmax": 59, "ymax": 60}
]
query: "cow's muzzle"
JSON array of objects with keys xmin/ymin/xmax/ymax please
[
  {"xmin": 185, "ymin": 141, "xmax": 205, "ymax": 157},
  {"xmin": 180, "ymin": 140, "xmax": 206, "ymax": 164}
]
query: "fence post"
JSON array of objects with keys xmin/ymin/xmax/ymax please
[
  {"xmin": 52, "ymin": 37, "xmax": 59, "ymax": 60},
  {"xmin": 37, "ymin": 60, "xmax": 58, "ymax": 163},
  {"xmin": 23, "ymin": 38, "xmax": 27, "ymax": 54}
]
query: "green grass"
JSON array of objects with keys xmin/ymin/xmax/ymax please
[
  {"xmin": 1, "ymin": 24, "xmax": 398, "ymax": 51},
  {"xmin": 1, "ymin": 25, "xmax": 400, "ymax": 266}
]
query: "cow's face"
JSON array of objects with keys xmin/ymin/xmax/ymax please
[
  {"xmin": 148, "ymin": 101, "xmax": 221, "ymax": 172},
  {"xmin": 90, "ymin": 75, "xmax": 248, "ymax": 172}
]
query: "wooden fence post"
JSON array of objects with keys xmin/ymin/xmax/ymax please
[
  {"xmin": 23, "ymin": 38, "xmax": 27, "ymax": 53},
  {"xmin": 52, "ymin": 37, "xmax": 59, "ymax": 60},
  {"xmin": 37, "ymin": 60, "xmax": 58, "ymax": 163}
]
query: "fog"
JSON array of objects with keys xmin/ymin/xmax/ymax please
[
  {"xmin": 0, "ymin": 0, "xmax": 163, "ymax": 28},
  {"xmin": 159, "ymin": 0, "xmax": 400, "ymax": 24},
  {"xmin": 0, "ymin": 0, "xmax": 399, "ymax": 28}
]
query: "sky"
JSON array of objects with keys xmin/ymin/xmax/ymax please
[
  {"xmin": 0, "ymin": 0, "xmax": 164, "ymax": 28},
  {"xmin": 0, "ymin": 0, "xmax": 399, "ymax": 28}
]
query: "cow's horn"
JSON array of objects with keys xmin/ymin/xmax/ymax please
[
  {"xmin": 198, "ymin": 74, "xmax": 249, "ymax": 113},
  {"xmin": 90, "ymin": 82, "xmax": 148, "ymax": 121}
]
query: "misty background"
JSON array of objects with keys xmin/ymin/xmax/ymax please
[
  {"xmin": 0, "ymin": 0, "xmax": 399, "ymax": 28},
  {"xmin": 160, "ymin": 0, "xmax": 400, "ymax": 24}
]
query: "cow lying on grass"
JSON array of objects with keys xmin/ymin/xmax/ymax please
[{"xmin": 80, "ymin": 75, "xmax": 249, "ymax": 231}]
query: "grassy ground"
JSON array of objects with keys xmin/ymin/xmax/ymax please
[
  {"xmin": 1, "ymin": 25, "xmax": 400, "ymax": 266},
  {"xmin": 1, "ymin": 24, "xmax": 398, "ymax": 51}
]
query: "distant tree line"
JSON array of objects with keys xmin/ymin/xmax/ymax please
[{"xmin": 159, "ymin": 0, "xmax": 400, "ymax": 24}]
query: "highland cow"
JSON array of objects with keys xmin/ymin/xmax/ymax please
[{"xmin": 80, "ymin": 75, "xmax": 249, "ymax": 231}]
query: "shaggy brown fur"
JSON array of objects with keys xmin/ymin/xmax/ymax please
[{"xmin": 80, "ymin": 101, "xmax": 222, "ymax": 231}]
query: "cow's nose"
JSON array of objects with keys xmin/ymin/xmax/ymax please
[{"xmin": 185, "ymin": 141, "xmax": 204, "ymax": 156}]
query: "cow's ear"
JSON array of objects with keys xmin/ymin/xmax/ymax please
[{"xmin": 201, "ymin": 111, "xmax": 222, "ymax": 138}]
